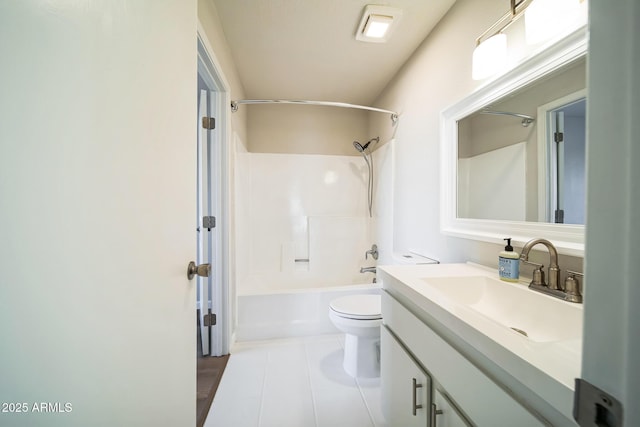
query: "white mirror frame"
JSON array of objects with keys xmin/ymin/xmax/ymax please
[{"xmin": 440, "ymin": 28, "xmax": 587, "ymax": 257}]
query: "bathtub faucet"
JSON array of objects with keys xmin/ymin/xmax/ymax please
[{"xmin": 360, "ymin": 266, "xmax": 376, "ymax": 274}]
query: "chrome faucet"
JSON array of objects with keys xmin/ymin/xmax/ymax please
[
  {"xmin": 365, "ymin": 244, "xmax": 378, "ymax": 260},
  {"xmin": 520, "ymin": 238, "xmax": 561, "ymax": 290},
  {"xmin": 519, "ymin": 238, "xmax": 583, "ymax": 303},
  {"xmin": 360, "ymin": 266, "xmax": 376, "ymax": 274}
]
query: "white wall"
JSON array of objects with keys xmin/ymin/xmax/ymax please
[{"xmin": 0, "ymin": 1, "xmax": 197, "ymax": 426}]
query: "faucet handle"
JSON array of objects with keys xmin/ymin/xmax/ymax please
[
  {"xmin": 564, "ymin": 270, "xmax": 584, "ymax": 303},
  {"xmin": 365, "ymin": 244, "xmax": 379, "ymax": 260},
  {"xmin": 566, "ymin": 270, "xmax": 584, "ymax": 278},
  {"xmin": 521, "ymin": 260, "xmax": 545, "ymax": 286},
  {"xmin": 532, "ymin": 265, "xmax": 545, "ymax": 287}
]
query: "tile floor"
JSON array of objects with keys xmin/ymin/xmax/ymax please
[{"xmin": 204, "ymin": 334, "xmax": 388, "ymax": 427}]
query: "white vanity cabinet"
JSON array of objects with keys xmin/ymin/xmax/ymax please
[
  {"xmin": 381, "ymin": 291, "xmax": 547, "ymax": 427},
  {"xmin": 381, "ymin": 326, "xmax": 431, "ymax": 426},
  {"xmin": 382, "ymin": 325, "xmax": 472, "ymax": 427},
  {"xmin": 432, "ymin": 388, "xmax": 471, "ymax": 427}
]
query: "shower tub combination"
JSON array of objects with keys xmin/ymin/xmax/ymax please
[
  {"xmin": 236, "ymin": 281, "xmax": 380, "ymax": 342},
  {"xmin": 235, "ymin": 143, "xmax": 383, "ymax": 342},
  {"xmin": 234, "ymin": 252, "xmax": 439, "ymax": 342}
]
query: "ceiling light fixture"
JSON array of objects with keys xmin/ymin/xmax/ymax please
[{"xmin": 356, "ymin": 5, "xmax": 402, "ymax": 43}]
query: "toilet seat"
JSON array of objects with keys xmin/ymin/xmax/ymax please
[{"xmin": 329, "ymin": 295, "xmax": 381, "ymax": 320}]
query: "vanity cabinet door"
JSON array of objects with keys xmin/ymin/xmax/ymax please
[
  {"xmin": 432, "ymin": 388, "xmax": 472, "ymax": 427},
  {"xmin": 381, "ymin": 326, "xmax": 430, "ymax": 427}
]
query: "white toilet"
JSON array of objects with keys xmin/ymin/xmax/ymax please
[{"xmin": 329, "ymin": 294, "xmax": 382, "ymax": 378}]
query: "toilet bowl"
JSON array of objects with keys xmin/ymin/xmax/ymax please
[{"xmin": 329, "ymin": 294, "xmax": 382, "ymax": 378}]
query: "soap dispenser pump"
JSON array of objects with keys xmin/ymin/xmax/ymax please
[{"xmin": 499, "ymin": 238, "xmax": 520, "ymax": 282}]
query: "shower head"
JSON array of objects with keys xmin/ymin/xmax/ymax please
[
  {"xmin": 353, "ymin": 141, "xmax": 365, "ymax": 152},
  {"xmin": 353, "ymin": 137, "xmax": 380, "ymax": 153}
]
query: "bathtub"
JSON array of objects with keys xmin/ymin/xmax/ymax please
[{"xmin": 235, "ymin": 283, "xmax": 381, "ymax": 342}]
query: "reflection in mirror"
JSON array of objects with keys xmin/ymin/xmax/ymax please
[
  {"xmin": 457, "ymin": 57, "xmax": 586, "ymax": 224},
  {"xmin": 541, "ymin": 94, "xmax": 586, "ymax": 224}
]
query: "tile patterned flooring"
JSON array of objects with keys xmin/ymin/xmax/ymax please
[{"xmin": 204, "ymin": 334, "xmax": 387, "ymax": 427}]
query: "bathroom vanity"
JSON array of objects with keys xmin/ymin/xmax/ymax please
[{"xmin": 379, "ymin": 263, "xmax": 582, "ymax": 426}]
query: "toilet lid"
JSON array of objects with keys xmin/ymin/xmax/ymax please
[{"xmin": 330, "ymin": 295, "xmax": 382, "ymax": 320}]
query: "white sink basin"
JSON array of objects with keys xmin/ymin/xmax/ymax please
[{"xmin": 422, "ymin": 276, "xmax": 583, "ymax": 343}]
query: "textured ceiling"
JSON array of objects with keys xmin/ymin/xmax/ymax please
[{"xmin": 212, "ymin": 0, "xmax": 457, "ymax": 105}]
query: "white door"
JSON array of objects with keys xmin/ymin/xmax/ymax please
[{"xmin": 0, "ymin": 2, "xmax": 197, "ymax": 425}]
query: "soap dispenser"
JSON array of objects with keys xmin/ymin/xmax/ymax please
[{"xmin": 499, "ymin": 238, "xmax": 520, "ymax": 282}]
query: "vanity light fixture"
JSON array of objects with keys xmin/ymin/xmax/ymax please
[
  {"xmin": 472, "ymin": 0, "xmax": 585, "ymax": 80},
  {"xmin": 525, "ymin": 0, "xmax": 582, "ymax": 45},
  {"xmin": 471, "ymin": 0, "xmax": 533, "ymax": 80},
  {"xmin": 355, "ymin": 5, "xmax": 402, "ymax": 43}
]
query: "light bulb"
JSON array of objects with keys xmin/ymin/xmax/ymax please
[
  {"xmin": 472, "ymin": 33, "xmax": 508, "ymax": 80},
  {"xmin": 525, "ymin": 0, "xmax": 582, "ymax": 45}
]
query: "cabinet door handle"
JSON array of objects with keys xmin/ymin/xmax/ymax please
[
  {"xmin": 412, "ymin": 378, "xmax": 423, "ymax": 416},
  {"xmin": 430, "ymin": 403, "xmax": 444, "ymax": 426}
]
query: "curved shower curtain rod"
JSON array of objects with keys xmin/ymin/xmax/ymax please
[
  {"xmin": 480, "ymin": 109, "xmax": 535, "ymax": 127},
  {"xmin": 230, "ymin": 99, "xmax": 399, "ymax": 124}
]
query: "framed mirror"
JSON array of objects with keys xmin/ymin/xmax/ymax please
[{"xmin": 440, "ymin": 28, "xmax": 587, "ymax": 256}]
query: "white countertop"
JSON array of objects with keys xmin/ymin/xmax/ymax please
[{"xmin": 379, "ymin": 262, "xmax": 583, "ymax": 421}]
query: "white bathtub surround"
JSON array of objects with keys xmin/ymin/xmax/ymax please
[
  {"xmin": 370, "ymin": 140, "xmax": 395, "ymax": 265},
  {"xmin": 457, "ymin": 141, "xmax": 527, "ymax": 221},
  {"xmin": 236, "ymin": 152, "xmax": 376, "ymax": 294},
  {"xmin": 206, "ymin": 335, "xmax": 387, "ymax": 427},
  {"xmin": 237, "ymin": 284, "xmax": 380, "ymax": 341}
]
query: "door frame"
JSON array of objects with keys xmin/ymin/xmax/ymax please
[
  {"xmin": 536, "ymin": 88, "xmax": 587, "ymax": 222},
  {"xmin": 197, "ymin": 23, "xmax": 232, "ymax": 356}
]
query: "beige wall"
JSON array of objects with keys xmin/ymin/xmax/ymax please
[
  {"xmin": 198, "ymin": 0, "xmax": 248, "ymax": 147},
  {"xmin": 461, "ymin": 58, "xmax": 586, "ymax": 157},
  {"xmin": 199, "ymin": 0, "xmax": 371, "ymax": 156},
  {"xmin": 247, "ymin": 104, "xmax": 370, "ymax": 155},
  {"xmin": 369, "ymin": 0, "xmax": 584, "ymax": 274}
]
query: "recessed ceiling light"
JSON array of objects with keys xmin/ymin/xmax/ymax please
[{"xmin": 356, "ymin": 5, "xmax": 402, "ymax": 43}]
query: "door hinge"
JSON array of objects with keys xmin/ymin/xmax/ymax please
[
  {"xmin": 574, "ymin": 378, "xmax": 622, "ymax": 426},
  {"xmin": 203, "ymin": 313, "xmax": 217, "ymax": 327},
  {"xmin": 203, "ymin": 216, "xmax": 216, "ymax": 231},
  {"xmin": 202, "ymin": 117, "xmax": 216, "ymax": 130},
  {"xmin": 554, "ymin": 131, "xmax": 564, "ymax": 143},
  {"xmin": 555, "ymin": 209, "xmax": 565, "ymax": 223}
]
